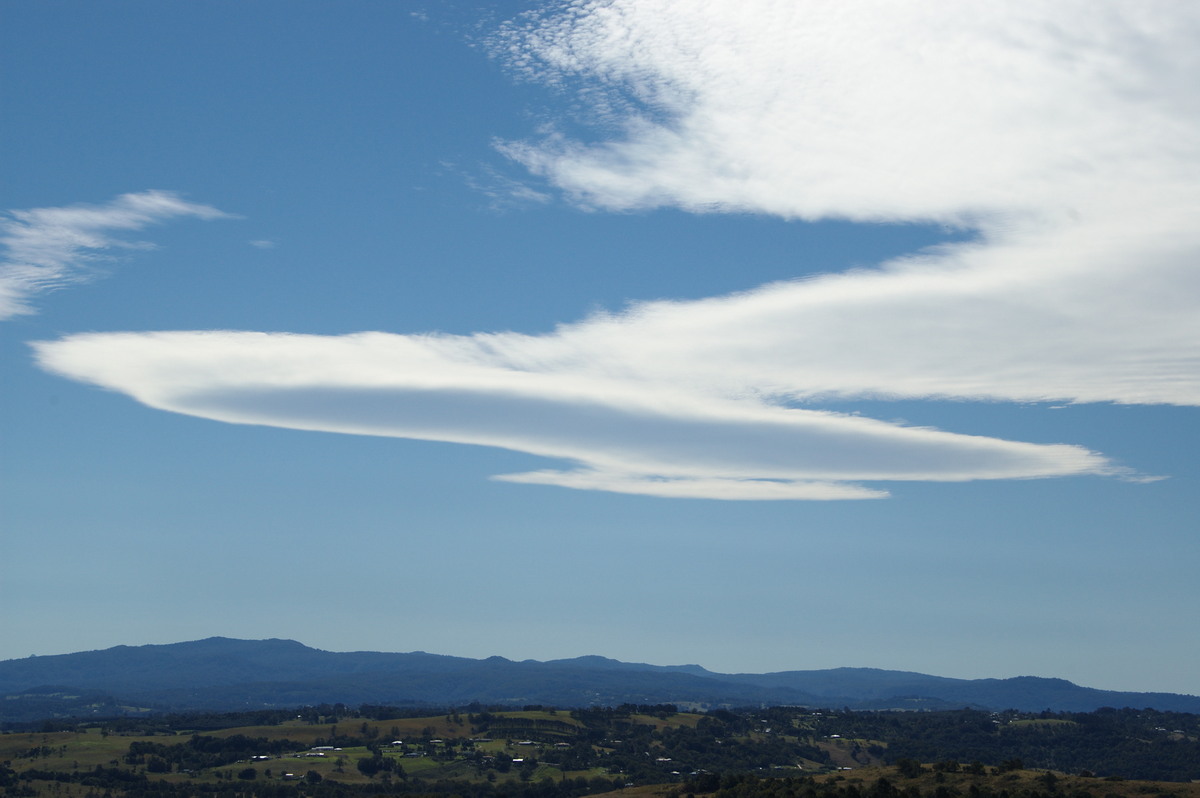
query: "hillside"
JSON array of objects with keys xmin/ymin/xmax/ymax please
[{"xmin": 2, "ymin": 638, "xmax": 1198, "ymax": 724}]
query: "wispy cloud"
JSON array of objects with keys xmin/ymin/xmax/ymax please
[
  {"xmin": 0, "ymin": 191, "xmax": 228, "ymax": 320},
  {"xmin": 480, "ymin": 0, "xmax": 1200, "ymax": 408},
  {"xmin": 31, "ymin": 3, "xmax": 1200, "ymax": 499},
  {"xmin": 492, "ymin": 2, "xmax": 1200, "ymax": 225}
]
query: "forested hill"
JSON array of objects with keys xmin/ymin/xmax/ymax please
[{"xmin": 2, "ymin": 638, "xmax": 1198, "ymax": 723}]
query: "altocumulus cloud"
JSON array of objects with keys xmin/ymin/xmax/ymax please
[
  {"xmin": 0, "ymin": 191, "xmax": 228, "ymax": 320},
  {"xmin": 32, "ymin": 1, "xmax": 1200, "ymax": 499}
]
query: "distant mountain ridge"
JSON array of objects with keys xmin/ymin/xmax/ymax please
[{"xmin": 1, "ymin": 637, "xmax": 1197, "ymax": 723}]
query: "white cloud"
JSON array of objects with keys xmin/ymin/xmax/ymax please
[
  {"xmin": 0, "ymin": 191, "xmax": 228, "ymax": 320},
  {"xmin": 31, "ymin": 329, "xmax": 1114, "ymax": 501},
  {"xmin": 479, "ymin": 0, "xmax": 1200, "ymax": 410},
  {"xmin": 493, "ymin": 1, "xmax": 1200, "ymax": 225},
  {"xmin": 30, "ymin": 2, "xmax": 1200, "ymax": 499}
]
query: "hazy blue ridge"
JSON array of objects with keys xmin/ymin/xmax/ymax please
[{"xmin": 2, "ymin": 638, "xmax": 1197, "ymax": 722}]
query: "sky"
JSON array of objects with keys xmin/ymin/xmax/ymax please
[{"xmin": 2, "ymin": 1, "xmax": 1198, "ymax": 697}]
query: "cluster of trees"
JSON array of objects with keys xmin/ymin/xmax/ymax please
[
  {"xmin": 10, "ymin": 766, "xmax": 627, "ymax": 798},
  {"xmin": 124, "ymin": 734, "xmax": 305, "ymax": 772},
  {"xmin": 15, "ymin": 764, "xmax": 150, "ymax": 793},
  {"xmin": 805, "ymin": 708, "xmax": 1200, "ymax": 781},
  {"xmin": 477, "ymin": 716, "xmax": 581, "ymax": 740},
  {"xmin": 679, "ymin": 772, "xmax": 1094, "ymax": 798},
  {"xmin": 355, "ymin": 753, "xmax": 402, "ymax": 777}
]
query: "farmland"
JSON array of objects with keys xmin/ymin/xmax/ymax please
[{"xmin": 1, "ymin": 705, "xmax": 1198, "ymax": 798}]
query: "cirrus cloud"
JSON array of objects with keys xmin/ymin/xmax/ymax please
[{"xmin": 0, "ymin": 191, "xmax": 229, "ymax": 320}]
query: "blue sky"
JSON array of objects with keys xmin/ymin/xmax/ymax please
[{"xmin": 2, "ymin": 1, "xmax": 1198, "ymax": 696}]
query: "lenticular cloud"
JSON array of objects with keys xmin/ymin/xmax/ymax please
[
  {"xmin": 32, "ymin": 1, "xmax": 1200, "ymax": 499},
  {"xmin": 32, "ymin": 329, "xmax": 1113, "ymax": 501}
]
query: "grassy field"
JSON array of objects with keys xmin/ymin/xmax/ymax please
[
  {"xmin": 0, "ymin": 728, "xmax": 151, "ymax": 768},
  {"xmin": 0, "ymin": 711, "xmax": 622, "ymax": 792}
]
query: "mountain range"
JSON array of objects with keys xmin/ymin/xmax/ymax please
[{"xmin": 2, "ymin": 637, "xmax": 1197, "ymax": 723}]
